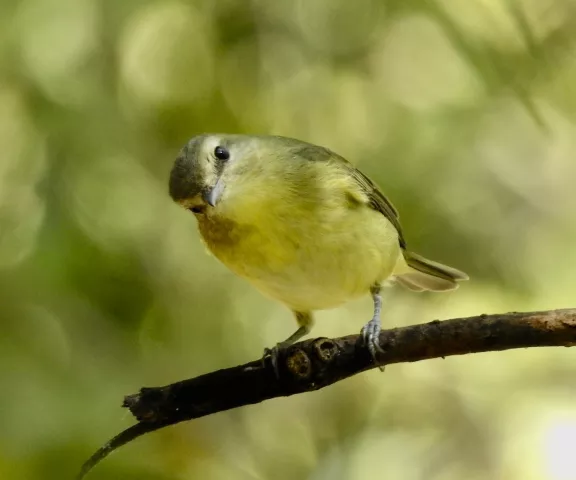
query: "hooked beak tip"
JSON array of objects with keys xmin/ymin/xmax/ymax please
[{"xmin": 202, "ymin": 189, "xmax": 216, "ymax": 207}]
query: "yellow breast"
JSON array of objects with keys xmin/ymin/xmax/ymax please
[{"xmin": 197, "ymin": 196, "xmax": 401, "ymax": 312}]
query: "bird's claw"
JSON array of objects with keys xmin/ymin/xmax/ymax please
[
  {"xmin": 262, "ymin": 343, "xmax": 288, "ymax": 378},
  {"xmin": 361, "ymin": 317, "xmax": 386, "ymax": 372}
]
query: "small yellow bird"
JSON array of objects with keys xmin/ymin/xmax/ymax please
[{"xmin": 169, "ymin": 134, "xmax": 467, "ymax": 364}]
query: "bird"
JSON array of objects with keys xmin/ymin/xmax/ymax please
[{"xmin": 168, "ymin": 134, "xmax": 468, "ymax": 367}]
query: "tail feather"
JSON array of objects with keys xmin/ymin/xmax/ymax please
[
  {"xmin": 395, "ymin": 276, "xmax": 426, "ymax": 292},
  {"xmin": 395, "ymin": 251, "xmax": 468, "ymax": 292}
]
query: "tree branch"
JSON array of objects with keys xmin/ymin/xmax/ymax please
[{"xmin": 77, "ymin": 308, "xmax": 576, "ymax": 479}]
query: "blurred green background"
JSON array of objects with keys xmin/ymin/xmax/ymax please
[{"xmin": 1, "ymin": 0, "xmax": 576, "ymax": 479}]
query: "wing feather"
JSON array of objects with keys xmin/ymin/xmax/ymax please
[{"xmin": 285, "ymin": 138, "xmax": 406, "ymax": 249}]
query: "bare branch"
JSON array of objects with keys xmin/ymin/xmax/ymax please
[{"xmin": 77, "ymin": 308, "xmax": 576, "ymax": 479}]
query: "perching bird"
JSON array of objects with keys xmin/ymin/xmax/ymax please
[{"xmin": 169, "ymin": 134, "xmax": 468, "ymax": 365}]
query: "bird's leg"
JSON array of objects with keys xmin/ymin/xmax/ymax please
[
  {"xmin": 278, "ymin": 311, "xmax": 313, "ymax": 346},
  {"xmin": 263, "ymin": 311, "xmax": 313, "ymax": 376},
  {"xmin": 361, "ymin": 283, "xmax": 386, "ymax": 370}
]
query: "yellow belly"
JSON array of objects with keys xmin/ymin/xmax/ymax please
[{"xmin": 198, "ymin": 206, "xmax": 401, "ymax": 312}]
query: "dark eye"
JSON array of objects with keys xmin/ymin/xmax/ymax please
[{"xmin": 214, "ymin": 146, "xmax": 230, "ymax": 161}]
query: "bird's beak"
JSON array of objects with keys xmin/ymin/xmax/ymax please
[{"xmin": 202, "ymin": 178, "xmax": 224, "ymax": 207}]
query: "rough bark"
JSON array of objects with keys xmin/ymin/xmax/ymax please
[{"xmin": 77, "ymin": 308, "xmax": 576, "ymax": 479}]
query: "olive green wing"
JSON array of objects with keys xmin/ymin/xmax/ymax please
[
  {"xmin": 343, "ymin": 164, "xmax": 406, "ymax": 248},
  {"xmin": 284, "ymin": 138, "xmax": 407, "ymax": 249}
]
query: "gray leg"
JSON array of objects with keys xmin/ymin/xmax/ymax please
[
  {"xmin": 264, "ymin": 311, "xmax": 314, "ymax": 376},
  {"xmin": 361, "ymin": 284, "xmax": 385, "ymax": 368},
  {"xmin": 278, "ymin": 312, "xmax": 313, "ymax": 347}
]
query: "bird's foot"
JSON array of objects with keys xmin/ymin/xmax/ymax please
[
  {"xmin": 261, "ymin": 320, "xmax": 311, "ymax": 378},
  {"xmin": 262, "ymin": 342, "xmax": 291, "ymax": 378},
  {"xmin": 361, "ymin": 316, "xmax": 386, "ymax": 372}
]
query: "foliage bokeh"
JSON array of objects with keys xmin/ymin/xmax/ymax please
[{"xmin": 1, "ymin": 0, "xmax": 576, "ymax": 479}]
